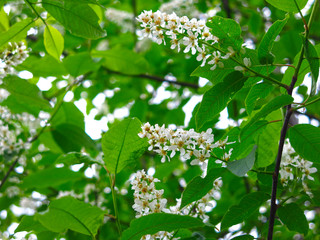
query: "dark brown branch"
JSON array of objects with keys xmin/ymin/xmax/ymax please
[
  {"xmin": 105, "ymin": 69, "xmax": 199, "ymax": 89},
  {"xmin": 0, "ymin": 155, "xmax": 21, "ymax": 189},
  {"xmin": 222, "ymin": 0, "xmax": 232, "ymax": 18}
]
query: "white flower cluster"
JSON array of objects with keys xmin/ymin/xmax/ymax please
[
  {"xmin": 160, "ymin": 0, "xmax": 203, "ymax": 18},
  {"xmin": 105, "ymin": 8, "xmax": 134, "ymax": 33},
  {"xmin": 131, "ymin": 170, "xmax": 177, "ymax": 240},
  {"xmin": 138, "ymin": 123, "xmax": 233, "ymax": 172},
  {"xmin": 131, "ymin": 170, "xmax": 223, "ymax": 239},
  {"xmin": 0, "ymin": 106, "xmax": 38, "ymax": 156},
  {"xmin": 0, "ymin": 42, "xmax": 29, "ymax": 80},
  {"xmin": 131, "ymin": 170, "xmax": 167, "ymax": 217},
  {"xmin": 136, "ymin": 10, "xmax": 226, "ymax": 68},
  {"xmin": 280, "ymin": 140, "xmax": 317, "ymax": 194},
  {"xmin": 136, "ymin": 10, "xmax": 254, "ymax": 73}
]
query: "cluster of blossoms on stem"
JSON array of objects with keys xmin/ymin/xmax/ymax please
[
  {"xmin": 131, "ymin": 170, "xmax": 177, "ymax": 240},
  {"xmin": 136, "ymin": 10, "xmax": 252, "ymax": 72},
  {"xmin": 138, "ymin": 123, "xmax": 234, "ymax": 173},
  {"xmin": 0, "ymin": 106, "xmax": 40, "ymax": 156},
  {"xmin": 131, "ymin": 170, "xmax": 223, "ymax": 239},
  {"xmin": 280, "ymin": 140, "xmax": 317, "ymax": 194},
  {"xmin": 0, "ymin": 42, "xmax": 29, "ymax": 80}
]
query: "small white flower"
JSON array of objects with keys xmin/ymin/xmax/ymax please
[{"xmin": 208, "ymin": 51, "xmax": 224, "ymax": 70}]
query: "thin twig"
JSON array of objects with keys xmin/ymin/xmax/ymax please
[{"xmin": 105, "ymin": 68, "xmax": 199, "ymax": 89}]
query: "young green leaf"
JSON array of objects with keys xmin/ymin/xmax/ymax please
[
  {"xmin": 52, "ymin": 124, "xmax": 96, "ymax": 153},
  {"xmin": 92, "ymin": 46, "xmax": 149, "ymax": 75},
  {"xmin": 56, "ymin": 152, "xmax": 104, "ymax": 166},
  {"xmin": 1, "ymin": 76, "xmax": 51, "ymax": 115},
  {"xmin": 0, "ymin": 8, "xmax": 9, "ymax": 32},
  {"xmin": 304, "ymin": 40, "xmax": 319, "ymax": 96},
  {"xmin": 245, "ymin": 82, "xmax": 274, "ymax": 115},
  {"xmin": 44, "ymin": 25, "xmax": 64, "ymax": 61},
  {"xmin": 266, "ymin": 0, "xmax": 308, "ymax": 13},
  {"xmin": 121, "ymin": 213, "xmax": 205, "ymax": 240},
  {"xmin": 258, "ymin": 15, "xmax": 289, "ymax": 64},
  {"xmin": 221, "ymin": 192, "xmax": 270, "ymax": 230},
  {"xmin": 255, "ymin": 110, "xmax": 282, "ymax": 167},
  {"xmin": 242, "ymin": 94, "xmax": 293, "ymax": 132},
  {"xmin": 15, "ymin": 216, "xmax": 49, "ymax": 233},
  {"xmin": 63, "ymin": 52, "xmax": 101, "ymax": 77},
  {"xmin": 42, "ymin": 0, "xmax": 106, "ymax": 39},
  {"xmin": 36, "ymin": 196, "xmax": 104, "ymax": 237},
  {"xmin": 0, "ymin": 18, "xmax": 35, "ymax": 48},
  {"xmin": 227, "ymin": 145, "xmax": 257, "ymax": 177},
  {"xmin": 20, "ymin": 167, "xmax": 83, "ymax": 189},
  {"xmin": 196, "ymin": 71, "xmax": 247, "ymax": 130},
  {"xmin": 278, "ymin": 203, "xmax": 309, "ymax": 235},
  {"xmin": 206, "ymin": 16, "xmax": 243, "ymax": 51},
  {"xmin": 181, "ymin": 168, "xmax": 225, "ymax": 208},
  {"xmin": 231, "ymin": 235, "xmax": 254, "ymax": 240},
  {"xmin": 102, "ymin": 118, "xmax": 148, "ymax": 174},
  {"xmin": 16, "ymin": 55, "xmax": 68, "ymax": 77},
  {"xmin": 288, "ymin": 124, "xmax": 320, "ymax": 163}
]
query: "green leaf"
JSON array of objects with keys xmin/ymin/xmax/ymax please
[
  {"xmin": 102, "ymin": 118, "xmax": 148, "ymax": 174},
  {"xmin": 245, "ymin": 82, "xmax": 274, "ymax": 115},
  {"xmin": 258, "ymin": 15, "xmax": 289, "ymax": 64},
  {"xmin": 206, "ymin": 16, "xmax": 243, "ymax": 51},
  {"xmin": 196, "ymin": 71, "xmax": 247, "ymax": 130},
  {"xmin": 56, "ymin": 152, "xmax": 104, "ymax": 166},
  {"xmin": 304, "ymin": 40, "xmax": 319, "ymax": 96},
  {"xmin": 51, "ymin": 102, "xmax": 85, "ymax": 130},
  {"xmin": 37, "ymin": 196, "xmax": 104, "ymax": 237},
  {"xmin": 255, "ymin": 110, "xmax": 282, "ymax": 167},
  {"xmin": 63, "ymin": 52, "xmax": 101, "ymax": 77},
  {"xmin": 44, "ymin": 25, "xmax": 64, "ymax": 61},
  {"xmin": 278, "ymin": 203, "xmax": 309, "ymax": 235},
  {"xmin": 0, "ymin": 18, "xmax": 35, "ymax": 48},
  {"xmin": 42, "ymin": 0, "xmax": 106, "ymax": 39},
  {"xmin": 266, "ymin": 0, "xmax": 308, "ymax": 13},
  {"xmin": 288, "ymin": 124, "xmax": 320, "ymax": 163},
  {"xmin": 181, "ymin": 168, "xmax": 225, "ymax": 208},
  {"xmin": 191, "ymin": 58, "xmax": 237, "ymax": 85},
  {"xmin": 92, "ymin": 46, "xmax": 149, "ymax": 75},
  {"xmin": 52, "ymin": 124, "xmax": 96, "ymax": 153},
  {"xmin": 16, "ymin": 55, "xmax": 68, "ymax": 77},
  {"xmin": 0, "ymin": 8, "xmax": 9, "ymax": 32},
  {"xmin": 242, "ymin": 95, "xmax": 293, "ymax": 132},
  {"xmin": 121, "ymin": 213, "xmax": 205, "ymax": 240},
  {"xmin": 221, "ymin": 192, "xmax": 269, "ymax": 230},
  {"xmin": 231, "ymin": 235, "xmax": 254, "ymax": 240},
  {"xmin": 15, "ymin": 216, "xmax": 49, "ymax": 233},
  {"xmin": 1, "ymin": 76, "xmax": 51, "ymax": 115},
  {"xmin": 21, "ymin": 167, "xmax": 83, "ymax": 189},
  {"xmin": 227, "ymin": 145, "xmax": 256, "ymax": 177}
]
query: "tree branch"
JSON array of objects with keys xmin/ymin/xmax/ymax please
[
  {"xmin": 267, "ymin": 1, "xmax": 319, "ymax": 238},
  {"xmin": 105, "ymin": 68, "xmax": 200, "ymax": 89}
]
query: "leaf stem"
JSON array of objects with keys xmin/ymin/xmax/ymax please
[
  {"xmin": 293, "ymin": 96, "xmax": 320, "ymax": 110},
  {"xmin": 109, "ymin": 174, "xmax": 122, "ymax": 236}
]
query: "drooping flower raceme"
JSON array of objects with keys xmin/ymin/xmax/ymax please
[
  {"xmin": 0, "ymin": 42, "xmax": 29, "ymax": 80},
  {"xmin": 280, "ymin": 140, "xmax": 317, "ymax": 195},
  {"xmin": 131, "ymin": 170, "xmax": 223, "ymax": 239},
  {"xmin": 138, "ymin": 123, "xmax": 234, "ymax": 173},
  {"xmin": 136, "ymin": 10, "xmax": 227, "ymax": 70}
]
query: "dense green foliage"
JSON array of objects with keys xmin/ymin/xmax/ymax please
[{"xmin": 0, "ymin": 0, "xmax": 320, "ymax": 240}]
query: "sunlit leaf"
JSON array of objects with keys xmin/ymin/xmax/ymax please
[
  {"xmin": 44, "ymin": 25, "xmax": 64, "ymax": 61},
  {"xmin": 121, "ymin": 213, "xmax": 204, "ymax": 240}
]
